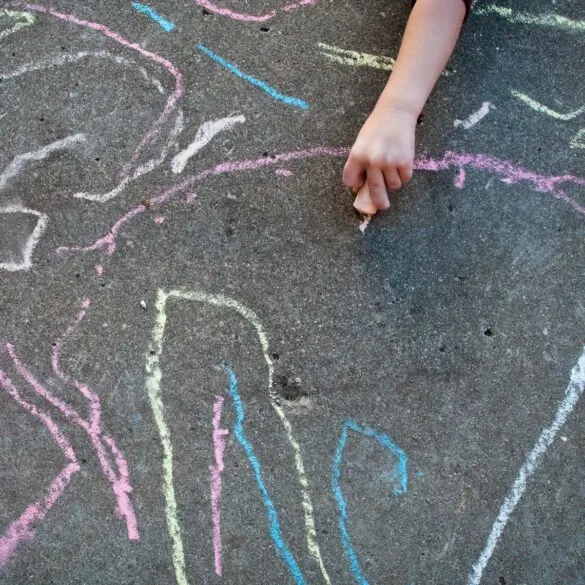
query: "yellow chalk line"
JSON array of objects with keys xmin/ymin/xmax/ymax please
[
  {"xmin": 145, "ymin": 289, "xmax": 331, "ymax": 585},
  {"xmin": 476, "ymin": 5, "xmax": 585, "ymax": 32},
  {"xmin": 511, "ymin": 90, "xmax": 585, "ymax": 121},
  {"xmin": 318, "ymin": 42, "xmax": 395, "ymax": 71},
  {"xmin": 0, "ymin": 10, "xmax": 36, "ymax": 41}
]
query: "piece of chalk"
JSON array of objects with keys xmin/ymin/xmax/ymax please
[
  {"xmin": 358, "ymin": 215, "xmax": 372, "ymax": 234},
  {"xmin": 353, "ymin": 183, "xmax": 377, "ymax": 215}
]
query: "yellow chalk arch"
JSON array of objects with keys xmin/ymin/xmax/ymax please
[{"xmin": 0, "ymin": 10, "xmax": 36, "ymax": 42}]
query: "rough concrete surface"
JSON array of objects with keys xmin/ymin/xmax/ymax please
[{"xmin": 1, "ymin": 1, "xmax": 584, "ymax": 584}]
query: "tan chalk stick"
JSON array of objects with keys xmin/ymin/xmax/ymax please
[{"xmin": 353, "ymin": 183, "xmax": 377, "ymax": 216}]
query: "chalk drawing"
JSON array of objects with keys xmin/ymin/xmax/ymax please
[
  {"xmin": 196, "ymin": 45, "xmax": 309, "ymax": 110},
  {"xmin": 511, "ymin": 91, "xmax": 585, "ymax": 121},
  {"xmin": 15, "ymin": 4, "xmax": 184, "ymax": 179},
  {"xmin": 0, "ymin": 368, "xmax": 79, "ymax": 568},
  {"xmin": 132, "ymin": 2, "xmax": 175, "ymax": 31},
  {"xmin": 145, "ymin": 289, "xmax": 331, "ymax": 585},
  {"xmin": 192, "ymin": 0, "xmax": 316, "ymax": 23},
  {"xmin": 0, "ymin": 8, "xmax": 35, "ymax": 40},
  {"xmin": 318, "ymin": 43, "xmax": 395, "ymax": 71},
  {"xmin": 59, "ymin": 147, "xmax": 585, "ymax": 262},
  {"xmin": 454, "ymin": 168, "xmax": 466, "ymax": 189},
  {"xmin": 171, "ymin": 115, "xmax": 245, "ymax": 174},
  {"xmin": 0, "ymin": 204, "xmax": 48, "ymax": 272},
  {"xmin": 0, "ymin": 50, "xmax": 184, "ymax": 204},
  {"xmin": 0, "ymin": 135, "xmax": 86, "ymax": 191},
  {"xmin": 467, "ymin": 347, "xmax": 585, "ymax": 585},
  {"xmin": 454, "ymin": 102, "xmax": 494, "ymax": 130},
  {"xmin": 332, "ymin": 420, "xmax": 408, "ymax": 585},
  {"xmin": 225, "ymin": 367, "xmax": 307, "ymax": 585},
  {"xmin": 210, "ymin": 395, "xmax": 229, "ymax": 577},
  {"xmin": 476, "ymin": 5, "xmax": 585, "ymax": 32},
  {"xmin": 570, "ymin": 129, "xmax": 585, "ymax": 150},
  {"xmin": 4, "ymin": 301, "xmax": 139, "ymax": 541}
]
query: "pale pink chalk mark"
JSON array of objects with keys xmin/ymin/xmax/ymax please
[
  {"xmin": 455, "ymin": 168, "xmax": 466, "ymax": 188},
  {"xmin": 210, "ymin": 395, "xmax": 229, "ymax": 577},
  {"xmin": 4, "ymin": 299, "xmax": 139, "ymax": 541},
  {"xmin": 0, "ymin": 368, "xmax": 80, "ymax": 568},
  {"xmin": 95, "ymin": 264, "xmax": 104, "ymax": 275},
  {"xmin": 57, "ymin": 147, "xmax": 585, "ymax": 261},
  {"xmin": 154, "ymin": 216, "xmax": 165, "ymax": 224},
  {"xmin": 17, "ymin": 3, "xmax": 184, "ymax": 180},
  {"xmin": 276, "ymin": 168, "xmax": 293, "ymax": 177},
  {"xmin": 193, "ymin": 0, "xmax": 316, "ymax": 22}
]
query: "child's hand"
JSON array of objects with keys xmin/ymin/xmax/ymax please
[{"xmin": 343, "ymin": 105, "xmax": 417, "ymax": 213}]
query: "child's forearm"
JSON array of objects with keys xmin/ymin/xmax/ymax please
[{"xmin": 376, "ymin": 0, "xmax": 466, "ymax": 117}]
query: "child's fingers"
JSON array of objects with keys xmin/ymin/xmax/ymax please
[
  {"xmin": 367, "ymin": 168, "xmax": 390, "ymax": 210},
  {"xmin": 342, "ymin": 156, "xmax": 366, "ymax": 190},
  {"xmin": 397, "ymin": 164, "xmax": 413, "ymax": 185},
  {"xmin": 383, "ymin": 167, "xmax": 403, "ymax": 191}
]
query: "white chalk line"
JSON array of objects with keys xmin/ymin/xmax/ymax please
[
  {"xmin": 171, "ymin": 115, "xmax": 245, "ymax": 174},
  {"xmin": 0, "ymin": 9, "xmax": 35, "ymax": 41},
  {"xmin": 1, "ymin": 51, "xmax": 179, "ymax": 203},
  {"xmin": 467, "ymin": 347, "xmax": 585, "ymax": 585},
  {"xmin": 454, "ymin": 102, "xmax": 494, "ymax": 130},
  {"xmin": 570, "ymin": 129, "xmax": 585, "ymax": 150},
  {"xmin": 0, "ymin": 204, "xmax": 48, "ymax": 271},
  {"xmin": 75, "ymin": 110, "xmax": 184, "ymax": 202},
  {"xmin": 0, "ymin": 134, "xmax": 86, "ymax": 191},
  {"xmin": 145, "ymin": 289, "xmax": 331, "ymax": 585},
  {"xmin": 511, "ymin": 91, "xmax": 585, "ymax": 121}
]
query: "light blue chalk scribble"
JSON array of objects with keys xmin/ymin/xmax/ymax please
[
  {"xmin": 197, "ymin": 44, "xmax": 309, "ymax": 110},
  {"xmin": 225, "ymin": 367, "xmax": 307, "ymax": 585},
  {"xmin": 332, "ymin": 419, "xmax": 408, "ymax": 585},
  {"xmin": 131, "ymin": 2, "xmax": 175, "ymax": 31}
]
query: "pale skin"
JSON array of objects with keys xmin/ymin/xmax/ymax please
[{"xmin": 343, "ymin": 0, "xmax": 467, "ymax": 214}]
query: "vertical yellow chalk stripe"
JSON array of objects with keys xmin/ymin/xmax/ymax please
[
  {"xmin": 145, "ymin": 289, "xmax": 331, "ymax": 585},
  {"xmin": 0, "ymin": 10, "xmax": 36, "ymax": 41}
]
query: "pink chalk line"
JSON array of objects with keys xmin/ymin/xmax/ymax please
[
  {"xmin": 193, "ymin": 0, "xmax": 316, "ymax": 22},
  {"xmin": 0, "ymin": 368, "xmax": 80, "ymax": 568},
  {"xmin": 56, "ymin": 147, "xmax": 585, "ymax": 265},
  {"xmin": 4, "ymin": 299, "xmax": 138, "ymax": 541},
  {"xmin": 14, "ymin": 3, "xmax": 184, "ymax": 179},
  {"xmin": 210, "ymin": 395, "xmax": 229, "ymax": 576}
]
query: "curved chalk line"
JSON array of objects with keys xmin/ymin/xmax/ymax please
[
  {"xmin": 0, "ymin": 368, "xmax": 80, "ymax": 568},
  {"xmin": 467, "ymin": 347, "xmax": 585, "ymax": 585},
  {"xmin": 145, "ymin": 288, "xmax": 331, "ymax": 585},
  {"xmin": 10, "ymin": 3, "xmax": 184, "ymax": 180},
  {"xmin": 0, "ymin": 51, "xmax": 184, "ymax": 203},
  {"xmin": 0, "ymin": 8, "xmax": 35, "ymax": 40},
  {"xmin": 193, "ymin": 0, "xmax": 316, "ymax": 23}
]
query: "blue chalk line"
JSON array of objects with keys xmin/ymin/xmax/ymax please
[
  {"xmin": 131, "ymin": 2, "xmax": 175, "ymax": 32},
  {"xmin": 197, "ymin": 44, "xmax": 309, "ymax": 110},
  {"xmin": 225, "ymin": 367, "xmax": 307, "ymax": 585},
  {"xmin": 332, "ymin": 420, "xmax": 408, "ymax": 585}
]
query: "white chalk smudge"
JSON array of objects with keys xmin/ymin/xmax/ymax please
[
  {"xmin": 454, "ymin": 102, "xmax": 494, "ymax": 130},
  {"xmin": 171, "ymin": 115, "xmax": 245, "ymax": 174},
  {"xmin": 0, "ymin": 204, "xmax": 48, "ymax": 272}
]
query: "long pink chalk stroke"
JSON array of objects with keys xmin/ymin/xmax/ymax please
[
  {"xmin": 5, "ymin": 302, "xmax": 138, "ymax": 541},
  {"xmin": 56, "ymin": 147, "xmax": 585, "ymax": 264},
  {"xmin": 194, "ymin": 0, "xmax": 316, "ymax": 22},
  {"xmin": 0, "ymin": 368, "xmax": 80, "ymax": 568},
  {"xmin": 210, "ymin": 395, "xmax": 229, "ymax": 576},
  {"xmin": 14, "ymin": 3, "xmax": 184, "ymax": 179}
]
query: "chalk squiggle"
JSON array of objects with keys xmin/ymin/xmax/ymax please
[
  {"xmin": 0, "ymin": 368, "xmax": 80, "ymax": 568},
  {"xmin": 11, "ymin": 3, "xmax": 184, "ymax": 179},
  {"xmin": 332, "ymin": 420, "xmax": 408, "ymax": 585},
  {"xmin": 145, "ymin": 289, "xmax": 331, "ymax": 585},
  {"xmin": 4, "ymin": 299, "xmax": 139, "ymax": 541},
  {"xmin": 193, "ymin": 0, "xmax": 316, "ymax": 23},
  {"xmin": 0, "ymin": 8, "xmax": 35, "ymax": 40},
  {"xmin": 57, "ymin": 148, "xmax": 585, "ymax": 261}
]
